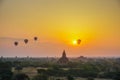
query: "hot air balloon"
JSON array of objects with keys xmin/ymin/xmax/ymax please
[
  {"xmin": 34, "ymin": 37, "xmax": 37, "ymax": 41},
  {"xmin": 77, "ymin": 39, "xmax": 81, "ymax": 44},
  {"xmin": 14, "ymin": 41, "xmax": 18, "ymax": 46},
  {"xmin": 24, "ymin": 39, "xmax": 28, "ymax": 44}
]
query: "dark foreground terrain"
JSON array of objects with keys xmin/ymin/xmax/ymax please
[{"xmin": 0, "ymin": 57, "xmax": 120, "ymax": 80}]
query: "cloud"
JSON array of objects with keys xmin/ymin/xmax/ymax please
[{"xmin": 0, "ymin": 37, "xmax": 23, "ymax": 41}]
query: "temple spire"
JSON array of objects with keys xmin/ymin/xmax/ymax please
[
  {"xmin": 58, "ymin": 50, "xmax": 69, "ymax": 64},
  {"xmin": 62, "ymin": 50, "xmax": 66, "ymax": 57}
]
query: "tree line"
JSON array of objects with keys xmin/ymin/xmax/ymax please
[{"xmin": 0, "ymin": 59, "xmax": 120, "ymax": 80}]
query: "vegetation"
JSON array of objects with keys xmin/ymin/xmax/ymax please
[
  {"xmin": 0, "ymin": 61, "xmax": 13, "ymax": 80},
  {"xmin": 0, "ymin": 57, "xmax": 120, "ymax": 80},
  {"xmin": 15, "ymin": 66, "xmax": 23, "ymax": 72},
  {"xmin": 32, "ymin": 74, "xmax": 48, "ymax": 80},
  {"xmin": 87, "ymin": 77, "xmax": 94, "ymax": 80},
  {"xmin": 67, "ymin": 75, "xmax": 74, "ymax": 80},
  {"xmin": 12, "ymin": 73, "xmax": 30, "ymax": 80}
]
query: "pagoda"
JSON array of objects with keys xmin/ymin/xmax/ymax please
[{"xmin": 57, "ymin": 50, "xmax": 69, "ymax": 64}]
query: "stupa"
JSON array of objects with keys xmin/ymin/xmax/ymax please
[{"xmin": 57, "ymin": 50, "xmax": 69, "ymax": 64}]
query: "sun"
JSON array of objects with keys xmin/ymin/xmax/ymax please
[{"xmin": 73, "ymin": 40, "xmax": 77, "ymax": 45}]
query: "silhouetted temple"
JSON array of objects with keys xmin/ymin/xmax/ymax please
[{"xmin": 57, "ymin": 50, "xmax": 69, "ymax": 64}]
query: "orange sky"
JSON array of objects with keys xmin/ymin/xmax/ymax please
[{"xmin": 0, "ymin": 0, "xmax": 120, "ymax": 57}]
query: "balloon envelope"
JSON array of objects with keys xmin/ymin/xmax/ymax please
[
  {"xmin": 77, "ymin": 39, "xmax": 81, "ymax": 44},
  {"xmin": 24, "ymin": 39, "xmax": 28, "ymax": 44},
  {"xmin": 14, "ymin": 42, "xmax": 18, "ymax": 46},
  {"xmin": 34, "ymin": 37, "xmax": 37, "ymax": 41}
]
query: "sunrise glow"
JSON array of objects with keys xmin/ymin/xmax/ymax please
[
  {"xmin": 0, "ymin": 0, "xmax": 120, "ymax": 57},
  {"xmin": 73, "ymin": 40, "xmax": 77, "ymax": 45}
]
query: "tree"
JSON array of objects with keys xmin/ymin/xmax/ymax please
[
  {"xmin": 15, "ymin": 66, "xmax": 23, "ymax": 73},
  {"xmin": 12, "ymin": 73, "xmax": 30, "ymax": 80},
  {"xmin": 0, "ymin": 61, "xmax": 13, "ymax": 80},
  {"xmin": 67, "ymin": 75, "xmax": 74, "ymax": 80},
  {"xmin": 87, "ymin": 77, "xmax": 94, "ymax": 80},
  {"xmin": 37, "ymin": 69, "xmax": 46, "ymax": 74},
  {"xmin": 32, "ymin": 74, "xmax": 48, "ymax": 80},
  {"xmin": 113, "ymin": 71, "xmax": 120, "ymax": 80}
]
